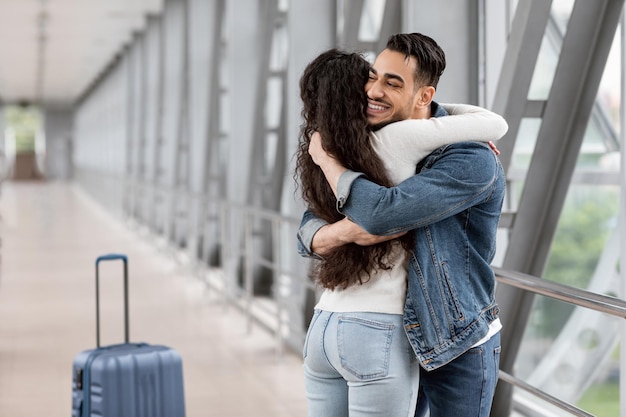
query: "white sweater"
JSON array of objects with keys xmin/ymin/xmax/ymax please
[{"xmin": 315, "ymin": 104, "xmax": 508, "ymax": 314}]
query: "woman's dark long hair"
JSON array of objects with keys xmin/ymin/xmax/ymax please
[{"xmin": 294, "ymin": 49, "xmax": 412, "ymax": 290}]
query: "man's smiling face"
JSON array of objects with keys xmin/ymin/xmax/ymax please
[{"xmin": 365, "ymin": 48, "xmax": 421, "ymax": 129}]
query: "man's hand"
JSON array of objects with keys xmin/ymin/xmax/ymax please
[{"xmin": 312, "ymin": 218, "xmax": 406, "ymax": 255}]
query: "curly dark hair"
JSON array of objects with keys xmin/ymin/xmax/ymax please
[{"xmin": 294, "ymin": 48, "xmax": 412, "ymax": 290}]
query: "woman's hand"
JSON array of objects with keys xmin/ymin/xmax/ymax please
[
  {"xmin": 488, "ymin": 141, "xmax": 500, "ymax": 155},
  {"xmin": 308, "ymin": 132, "xmax": 334, "ymax": 166},
  {"xmin": 308, "ymin": 131, "xmax": 347, "ymax": 197}
]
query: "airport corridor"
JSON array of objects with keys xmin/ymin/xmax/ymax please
[{"xmin": 0, "ymin": 181, "xmax": 307, "ymax": 417}]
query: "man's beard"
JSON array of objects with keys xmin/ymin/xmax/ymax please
[{"xmin": 370, "ymin": 117, "xmax": 401, "ymax": 131}]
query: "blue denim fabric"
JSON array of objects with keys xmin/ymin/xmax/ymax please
[
  {"xmin": 303, "ymin": 310, "xmax": 419, "ymax": 417},
  {"xmin": 414, "ymin": 332, "xmax": 501, "ymax": 417},
  {"xmin": 296, "ymin": 102, "xmax": 506, "ymax": 371}
]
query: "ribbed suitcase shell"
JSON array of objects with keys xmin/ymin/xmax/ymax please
[{"xmin": 72, "ymin": 343, "xmax": 185, "ymax": 417}]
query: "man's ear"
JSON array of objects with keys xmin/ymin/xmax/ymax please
[{"xmin": 416, "ymin": 86, "xmax": 436, "ymax": 107}]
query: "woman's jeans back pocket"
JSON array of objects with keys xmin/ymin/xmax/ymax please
[{"xmin": 337, "ymin": 315, "xmax": 394, "ymax": 380}]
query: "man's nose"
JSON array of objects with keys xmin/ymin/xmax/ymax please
[{"xmin": 366, "ymin": 81, "xmax": 384, "ymax": 99}]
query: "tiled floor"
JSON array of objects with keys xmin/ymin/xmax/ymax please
[{"xmin": 0, "ymin": 181, "xmax": 307, "ymax": 417}]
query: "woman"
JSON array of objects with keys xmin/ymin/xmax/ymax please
[{"xmin": 294, "ymin": 49, "xmax": 507, "ymax": 417}]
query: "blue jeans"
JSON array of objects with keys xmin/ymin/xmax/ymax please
[
  {"xmin": 415, "ymin": 332, "xmax": 501, "ymax": 417},
  {"xmin": 303, "ymin": 309, "xmax": 419, "ymax": 417}
]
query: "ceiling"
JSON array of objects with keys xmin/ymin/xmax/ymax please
[{"xmin": 0, "ymin": 0, "xmax": 163, "ymax": 106}]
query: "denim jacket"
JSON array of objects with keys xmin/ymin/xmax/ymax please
[{"xmin": 297, "ymin": 107, "xmax": 505, "ymax": 370}]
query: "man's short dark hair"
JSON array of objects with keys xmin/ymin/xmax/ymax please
[{"xmin": 386, "ymin": 33, "xmax": 446, "ymax": 89}]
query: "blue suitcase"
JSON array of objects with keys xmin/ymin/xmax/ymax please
[{"xmin": 72, "ymin": 254, "xmax": 186, "ymax": 417}]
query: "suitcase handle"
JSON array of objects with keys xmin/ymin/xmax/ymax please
[{"xmin": 95, "ymin": 253, "xmax": 129, "ymax": 347}]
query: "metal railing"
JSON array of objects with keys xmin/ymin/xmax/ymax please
[
  {"xmin": 493, "ymin": 267, "xmax": 626, "ymax": 417},
  {"xmin": 115, "ymin": 177, "xmax": 315, "ymax": 356},
  {"xmin": 494, "ymin": 267, "xmax": 626, "ymax": 318}
]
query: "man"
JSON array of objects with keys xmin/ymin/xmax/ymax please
[{"xmin": 298, "ymin": 33, "xmax": 505, "ymax": 417}]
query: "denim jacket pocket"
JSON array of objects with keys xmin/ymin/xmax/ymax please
[{"xmin": 440, "ymin": 261, "xmax": 464, "ymax": 323}]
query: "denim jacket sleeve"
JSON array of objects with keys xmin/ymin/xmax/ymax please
[
  {"xmin": 336, "ymin": 142, "xmax": 503, "ymax": 235},
  {"xmin": 296, "ymin": 209, "xmax": 328, "ymax": 260}
]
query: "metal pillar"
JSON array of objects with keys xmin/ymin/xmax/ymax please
[
  {"xmin": 404, "ymin": 0, "xmax": 481, "ymax": 103},
  {"xmin": 246, "ymin": 0, "xmax": 287, "ymax": 212},
  {"xmin": 339, "ymin": 0, "xmax": 401, "ymax": 55},
  {"xmin": 134, "ymin": 30, "xmax": 149, "ymax": 223},
  {"xmin": 149, "ymin": 13, "xmax": 166, "ymax": 235},
  {"xmin": 167, "ymin": 0, "xmax": 192, "ymax": 248},
  {"xmin": 122, "ymin": 40, "xmax": 137, "ymax": 220},
  {"xmin": 490, "ymin": 0, "xmax": 552, "ymax": 173},
  {"xmin": 618, "ymin": 10, "xmax": 626, "ymax": 417},
  {"xmin": 243, "ymin": 0, "xmax": 289, "ymax": 295},
  {"xmin": 196, "ymin": 0, "xmax": 226, "ymax": 268}
]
